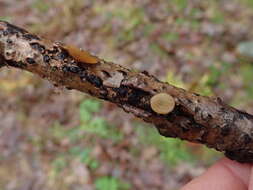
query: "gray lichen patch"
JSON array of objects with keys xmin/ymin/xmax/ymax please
[
  {"xmin": 1, "ymin": 34, "xmax": 34, "ymax": 63},
  {"xmin": 103, "ymin": 71, "xmax": 124, "ymax": 88}
]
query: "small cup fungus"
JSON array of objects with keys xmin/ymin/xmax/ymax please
[{"xmin": 150, "ymin": 93, "xmax": 175, "ymax": 114}]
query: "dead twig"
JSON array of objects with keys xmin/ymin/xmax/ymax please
[{"xmin": 1, "ymin": 21, "xmax": 253, "ymax": 162}]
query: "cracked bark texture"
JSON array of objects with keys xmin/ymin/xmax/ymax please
[{"xmin": 1, "ymin": 21, "xmax": 253, "ymax": 163}]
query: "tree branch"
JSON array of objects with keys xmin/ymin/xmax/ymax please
[{"xmin": 1, "ymin": 21, "xmax": 253, "ymax": 163}]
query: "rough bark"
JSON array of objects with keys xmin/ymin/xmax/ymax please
[{"xmin": 1, "ymin": 20, "xmax": 253, "ymax": 163}]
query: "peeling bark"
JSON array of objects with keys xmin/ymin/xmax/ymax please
[{"xmin": 1, "ymin": 21, "xmax": 253, "ymax": 163}]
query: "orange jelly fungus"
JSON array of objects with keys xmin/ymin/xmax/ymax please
[{"xmin": 63, "ymin": 45, "xmax": 99, "ymax": 64}]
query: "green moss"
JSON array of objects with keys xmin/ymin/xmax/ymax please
[
  {"xmin": 80, "ymin": 99, "xmax": 101, "ymax": 122},
  {"xmin": 95, "ymin": 176, "xmax": 131, "ymax": 190},
  {"xmin": 69, "ymin": 147, "xmax": 100, "ymax": 170}
]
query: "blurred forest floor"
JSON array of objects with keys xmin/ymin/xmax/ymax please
[{"xmin": 1, "ymin": 0, "xmax": 253, "ymax": 189}]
